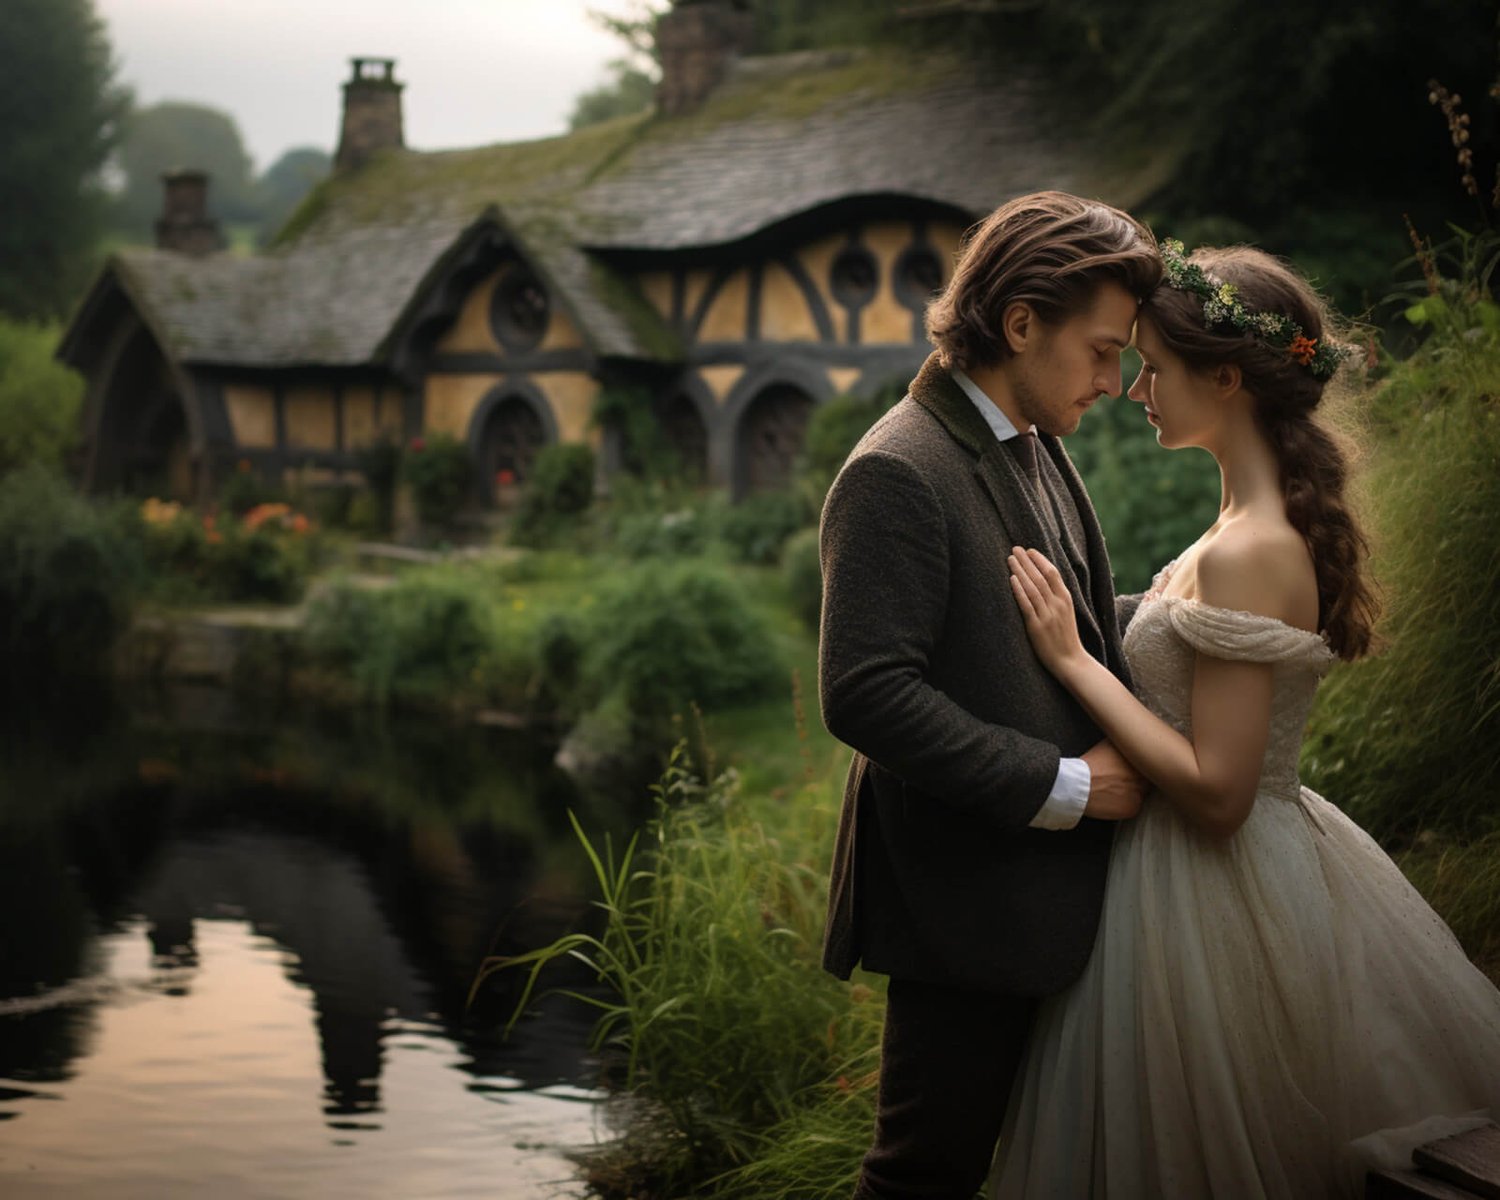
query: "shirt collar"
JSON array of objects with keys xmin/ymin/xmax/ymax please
[{"xmin": 950, "ymin": 368, "xmax": 1034, "ymax": 444}]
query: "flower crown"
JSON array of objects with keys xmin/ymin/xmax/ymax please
[{"xmin": 1158, "ymin": 239, "xmax": 1350, "ymax": 381}]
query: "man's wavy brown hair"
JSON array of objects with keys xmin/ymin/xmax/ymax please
[
  {"xmin": 1141, "ymin": 246, "xmax": 1377, "ymax": 660},
  {"xmin": 926, "ymin": 191, "xmax": 1162, "ymax": 371}
]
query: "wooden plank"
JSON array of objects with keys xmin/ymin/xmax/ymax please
[
  {"xmin": 1367, "ymin": 1168, "xmax": 1485, "ymax": 1200},
  {"xmin": 1414, "ymin": 1124, "xmax": 1500, "ymax": 1200}
]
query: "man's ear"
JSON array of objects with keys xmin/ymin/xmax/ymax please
[{"xmin": 1002, "ymin": 302, "xmax": 1034, "ymax": 355}]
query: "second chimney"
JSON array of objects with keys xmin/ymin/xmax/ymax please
[
  {"xmin": 335, "ymin": 57, "xmax": 405, "ymax": 173},
  {"xmin": 655, "ymin": 1, "xmax": 755, "ymax": 117},
  {"xmin": 155, "ymin": 169, "xmax": 224, "ymax": 256}
]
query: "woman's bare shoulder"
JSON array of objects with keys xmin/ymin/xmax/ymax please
[{"xmin": 1195, "ymin": 521, "xmax": 1318, "ymax": 632}]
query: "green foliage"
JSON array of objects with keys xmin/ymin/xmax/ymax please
[
  {"xmin": 130, "ymin": 498, "xmax": 316, "ymax": 604},
  {"xmin": 401, "ymin": 432, "xmax": 472, "ymax": 528},
  {"xmin": 799, "ymin": 386, "xmax": 899, "ymax": 502},
  {"xmin": 1067, "ymin": 358, "xmax": 1222, "ymax": 594},
  {"xmin": 0, "ymin": 465, "xmax": 137, "ymax": 680},
  {"xmin": 1395, "ymin": 831, "xmax": 1500, "ymax": 980},
  {"xmin": 112, "ymin": 101, "xmax": 258, "ymax": 234},
  {"xmin": 512, "ymin": 444, "xmax": 596, "ymax": 547},
  {"xmin": 354, "ymin": 433, "xmax": 402, "ymax": 535},
  {"xmin": 478, "ymin": 752, "xmax": 881, "ymax": 1195},
  {"xmin": 1301, "ymin": 350, "xmax": 1500, "ymax": 840},
  {"xmin": 255, "ymin": 146, "xmax": 331, "ymax": 243},
  {"xmin": 569, "ymin": 64, "xmax": 657, "ymax": 130},
  {"xmin": 0, "ymin": 0, "xmax": 130, "ymax": 319},
  {"xmin": 781, "ymin": 526, "xmax": 822, "ymax": 631},
  {"xmin": 216, "ymin": 461, "xmax": 283, "ymax": 516},
  {"xmin": 0, "ymin": 321, "xmax": 85, "ymax": 474},
  {"xmin": 613, "ymin": 505, "xmax": 714, "ymax": 559},
  {"xmin": 583, "ymin": 560, "xmax": 782, "ymax": 716},
  {"xmin": 718, "ymin": 490, "xmax": 814, "ymax": 565},
  {"xmin": 303, "ymin": 571, "xmax": 502, "ymax": 705}
]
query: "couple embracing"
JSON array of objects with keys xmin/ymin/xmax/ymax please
[{"xmin": 817, "ymin": 191, "xmax": 1500, "ymax": 1199}]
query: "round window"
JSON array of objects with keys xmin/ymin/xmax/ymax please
[
  {"xmin": 894, "ymin": 246, "xmax": 944, "ymax": 308},
  {"xmin": 830, "ymin": 247, "xmax": 879, "ymax": 308},
  {"xmin": 489, "ymin": 266, "xmax": 551, "ymax": 351}
]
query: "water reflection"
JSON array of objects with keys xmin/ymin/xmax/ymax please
[{"xmin": 0, "ymin": 683, "xmax": 629, "ymax": 1197}]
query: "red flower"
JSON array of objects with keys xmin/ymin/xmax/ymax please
[
  {"xmin": 1288, "ymin": 335, "xmax": 1318, "ymax": 366},
  {"xmin": 496, "ymin": 468, "xmax": 516, "ymax": 487},
  {"xmin": 409, "ymin": 436, "xmax": 426, "ymax": 452}
]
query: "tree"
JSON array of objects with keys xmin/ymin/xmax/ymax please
[
  {"xmin": 256, "ymin": 146, "xmax": 331, "ymax": 242},
  {"xmin": 114, "ymin": 102, "xmax": 259, "ymax": 235},
  {"xmin": 0, "ymin": 0, "xmax": 130, "ymax": 320}
]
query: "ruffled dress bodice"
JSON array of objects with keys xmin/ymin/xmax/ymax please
[{"xmin": 1125, "ymin": 562, "xmax": 1336, "ymax": 803}]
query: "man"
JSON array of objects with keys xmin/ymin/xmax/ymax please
[{"xmin": 818, "ymin": 191, "xmax": 1162, "ymax": 1199}]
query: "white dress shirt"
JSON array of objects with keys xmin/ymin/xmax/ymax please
[{"xmin": 951, "ymin": 368, "xmax": 1091, "ymax": 831}]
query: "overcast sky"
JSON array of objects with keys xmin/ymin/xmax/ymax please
[{"xmin": 95, "ymin": 0, "xmax": 652, "ymax": 172}]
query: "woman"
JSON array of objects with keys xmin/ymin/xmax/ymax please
[{"xmin": 991, "ymin": 242, "xmax": 1500, "ymax": 1198}]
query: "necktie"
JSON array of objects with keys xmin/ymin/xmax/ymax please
[{"xmin": 1007, "ymin": 431, "xmax": 1041, "ymax": 486}]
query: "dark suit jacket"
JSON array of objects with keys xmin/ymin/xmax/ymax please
[{"xmin": 818, "ymin": 352, "xmax": 1133, "ymax": 996}]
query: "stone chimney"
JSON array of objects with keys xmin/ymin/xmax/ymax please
[
  {"xmin": 335, "ymin": 57, "xmax": 404, "ymax": 172},
  {"xmin": 155, "ymin": 170, "xmax": 224, "ymax": 256},
  {"xmin": 655, "ymin": 0, "xmax": 755, "ymax": 117}
]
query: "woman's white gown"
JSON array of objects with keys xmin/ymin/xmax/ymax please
[{"xmin": 991, "ymin": 568, "xmax": 1500, "ymax": 1199}]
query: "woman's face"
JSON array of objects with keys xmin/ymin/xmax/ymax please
[{"xmin": 1127, "ymin": 316, "xmax": 1220, "ymax": 450}]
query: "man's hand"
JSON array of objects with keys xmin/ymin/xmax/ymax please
[{"xmin": 1081, "ymin": 740, "xmax": 1146, "ymax": 821}]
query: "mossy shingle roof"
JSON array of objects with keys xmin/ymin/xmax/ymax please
[{"xmin": 96, "ymin": 48, "xmax": 1167, "ymax": 369}]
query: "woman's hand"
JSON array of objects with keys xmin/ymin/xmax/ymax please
[{"xmin": 1007, "ymin": 546, "xmax": 1088, "ymax": 678}]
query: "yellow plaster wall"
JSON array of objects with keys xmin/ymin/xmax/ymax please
[
  {"xmin": 698, "ymin": 365, "xmax": 745, "ymax": 405},
  {"xmin": 929, "ymin": 220, "xmax": 967, "ymax": 275},
  {"xmin": 828, "ymin": 367, "xmax": 862, "ymax": 397},
  {"xmin": 798, "ymin": 232, "xmax": 845, "ymax": 326},
  {"xmin": 223, "ymin": 384, "xmax": 276, "ymax": 449},
  {"xmin": 697, "ymin": 270, "xmax": 750, "ymax": 343},
  {"xmin": 343, "ymin": 385, "xmax": 404, "ymax": 449},
  {"xmin": 284, "ymin": 385, "xmax": 337, "ymax": 450},
  {"xmin": 862, "ymin": 221, "xmax": 920, "ymax": 344},
  {"xmin": 533, "ymin": 372, "xmax": 599, "ymax": 445},
  {"xmin": 758, "ymin": 263, "xmax": 821, "ymax": 342},
  {"xmin": 682, "ymin": 269, "xmax": 714, "ymax": 327},
  {"xmin": 436, "ymin": 270, "xmax": 503, "ymax": 354},
  {"xmin": 424, "ymin": 375, "xmax": 500, "ymax": 439},
  {"xmin": 538, "ymin": 299, "xmax": 584, "ymax": 352},
  {"xmin": 636, "ymin": 271, "xmax": 675, "ymax": 322}
]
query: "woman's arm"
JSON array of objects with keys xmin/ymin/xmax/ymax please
[{"xmin": 1008, "ymin": 544, "xmax": 1274, "ymax": 838}]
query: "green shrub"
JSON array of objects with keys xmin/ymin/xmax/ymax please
[
  {"xmin": 354, "ymin": 433, "xmax": 402, "ymax": 534},
  {"xmin": 303, "ymin": 571, "xmax": 500, "ymax": 704},
  {"xmin": 782, "ymin": 526, "xmax": 823, "ymax": 631},
  {"xmin": 133, "ymin": 499, "xmax": 316, "ymax": 604},
  {"xmin": 0, "ymin": 465, "xmax": 138, "ymax": 680},
  {"xmin": 513, "ymin": 444, "xmax": 597, "ymax": 547},
  {"xmin": 583, "ymin": 560, "xmax": 782, "ymax": 716},
  {"xmin": 613, "ymin": 506, "xmax": 713, "ymax": 559},
  {"xmin": 401, "ymin": 432, "xmax": 472, "ymax": 527},
  {"xmin": 216, "ymin": 460, "xmax": 284, "ymax": 516},
  {"xmin": 800, "ymin": 386, "xmax": 900, "ymax": 501},
  {"xmin": 0, "ymin": 322, "xmax": 84, "ymax": 476},
  {"xmin": 718, "ymin": 490, "xmax": 812, "ymax": 565}
]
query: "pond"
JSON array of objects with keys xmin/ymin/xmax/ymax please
[{"xmin": 0, "ymin": 683, "xmax": 632, "ymax": 1198}]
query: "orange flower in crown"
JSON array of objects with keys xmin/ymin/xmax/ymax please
[{"xmin": 1288, "ymin": 335, "xmax": 1318, "ymax": 366}]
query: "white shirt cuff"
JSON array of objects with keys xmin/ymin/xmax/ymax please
[{"xmin": 1027, "ymin": 756, "xmax": 1091, "ymax": 830}]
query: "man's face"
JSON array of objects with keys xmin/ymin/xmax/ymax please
[{"xmin": 1011, "ymin": 282, "xmax": 1138, "ymax": 436}]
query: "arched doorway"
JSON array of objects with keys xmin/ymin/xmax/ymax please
[
  {"xmin": 736, "ymin": 383, "xmax": 814, "ymax": 495},
  {"xmin": 90, "ymin": 329, "xmax": 196, "ymax": 500},
  {"xmin": 658, "ymin": 393, "xmax": 707, "ymax": 481},
  {"xmin": 476, "ymin": 394, "xmax": 548, "ymax": 504}
]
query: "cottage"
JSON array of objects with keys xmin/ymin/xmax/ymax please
[{"xmin": 57, "ymin": 0, "xmax": 1157, "ymax": 504}]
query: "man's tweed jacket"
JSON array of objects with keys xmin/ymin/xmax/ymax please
[{"xmin": 819, "ymin": 352, "xmax": 1135, "ymax": 996}]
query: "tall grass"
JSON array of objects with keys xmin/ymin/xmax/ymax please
[
  {"xmin": 478, "ymin": 746, "xmax": 883, "ymax": 1198},
  {"xmin": 1301, "ymin": 286, "xmax": 1500, "ymax": 840}
]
